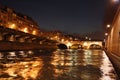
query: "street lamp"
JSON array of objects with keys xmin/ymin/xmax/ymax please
[
  {"xmin": 112, "ymin": 0, "xmax": 119, "ymax": 2},
  {"xmin": 105, "ymin": 33, "xmax": 108, "ymax": 36},
  {"xmin": 111, "ymin": 0, "xmax": 119, "ymax": 4},
  {"xmin": 89, "ymin": 38, "xmax": 91, "ymax": 40},
  {"xmin": 85, "ymin": 36, "xmax": 88, "ymax": 40},
  {"xmin": 107, "ymin": 24, "xmax": 111, "ymax": 28}
]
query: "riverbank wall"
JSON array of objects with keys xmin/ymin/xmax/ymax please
[{"xmin": 0, "ymin": 41, "xmax": 58, "ymax": 51}]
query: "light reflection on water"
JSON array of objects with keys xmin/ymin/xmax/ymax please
[
  {"xmin": 0, "ymin": 49, "xmax": 118, "ymax": 80},
  {"xmin": 0, "ymin": 57, "xmax": 43, "ymax": 80}
]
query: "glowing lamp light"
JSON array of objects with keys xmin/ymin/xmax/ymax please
[
  {"xmin": 61, "ymin": 39, "xmax": 64, "ymax": 42},
  {"xmin": 94, "ymin": 42, "xmax": 99, "ymax": 45},
  {"xmin": 66, "ymin": 42, "xmax": 72, "ymax": 47},
  {"xmin": 9, "ymin": 23, "xmax": 16, "ymax": 29},
  {"xmin": 89, "ymin": 38, "xmax": 91, "ymax": 40},
  {"xmin": 55, "ymin": 36, "xmax": 58, "ymax": 39},
  {"xmin": 32, "ymin": 30, "xmax": 36, "ymax": 35},
  {"xmin": 83, "ymin": 42, "xmax": 88, "ymax": 46},
  {"xmin": 23, "ymin": 27, "xmax": 28, "ymax": 33},
  {"xmin": 85, "ymin": 36, "xmax": 88, "ymax": 39},
  {"xmin": 107, "ymin": 24, "xmax": 110, "ymax": 28},
  {"xmin": 112, "ymin": 0, "xmax": 119, "ymax": 3},
  {"xmin": 112, "ymin": 0, "xmax": 119, "ymax": 2},
  {"xmin": 105, "ymin": 33, "xmax": 108, "ymax": 36}
]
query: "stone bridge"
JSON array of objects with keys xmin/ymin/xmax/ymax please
[{"xmin": 0, "ymin": 26, "xmax": 58, "ymax": 51}]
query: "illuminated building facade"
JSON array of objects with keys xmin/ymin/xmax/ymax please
[
  {"xmin": 105, "ymin": 5, "xmax": 120, "ymax": 55},
  {"xmin": 0, "ymin": 4, "xmax": 40, "ymax": 35}
]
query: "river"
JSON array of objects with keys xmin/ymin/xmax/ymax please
[{"xmin": 0, "ymin": 49, "xmax": 118, "ymax": 80}]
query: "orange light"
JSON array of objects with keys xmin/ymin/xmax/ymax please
[
  {"xmin": 9, "ymin": 23, "xmax": 16, "ymax": 29},
  {"xmin": 66, "ymin": 42, "xmax": 72, "ymax": 47},
  {"xmin": 32, "ymin": 30, "xmax": 36, "ymax": 35},
  {"xmin": 61, "ymin": 39, "xmax": 64, "ymax": 42},
  {"xmin": 23, "ymin": 27, "xmax": 28, "ymax": 33}
]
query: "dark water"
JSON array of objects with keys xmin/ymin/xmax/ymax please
[{"xmin": 0, "ymin": 49, "xmax": 118, "ymax": 80}]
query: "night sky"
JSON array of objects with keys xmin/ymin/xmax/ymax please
[{"xmin": 0, "ymin": 0, "xmax": 106, "ymax": 34}]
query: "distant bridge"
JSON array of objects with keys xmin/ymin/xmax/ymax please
[{"xmin": 81, "ymin": 41, "xmax": 103, "ymax": 49}]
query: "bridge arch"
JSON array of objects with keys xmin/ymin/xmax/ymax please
[
  {"xmin": 57, "ymin": 44, "xmax": 67, "ymax": 49},
  {"xmin": 82, "ymin": 41, "xmax": 103, "ymax": 49},
  {"xmin": 89, "ymin": 44, "xmax": 102, "ymax": 49}
]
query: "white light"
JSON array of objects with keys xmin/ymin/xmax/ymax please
[
  {"xmin": 9, "ymin": 52, "xmax": 16, "ymax": 56},
  {"xmin": 85, "ymin": 36, "xmax": 88, "ymax": 39},
  {"xmin": 83, "ymin": 42, "xmax": 88, "ymax": 46},
  {"xmin": 66, "ymin": 42, "xmax": 72, "ymax": 47},
  {"xmin": 107, "ymin": 24, "xmax": 110, "ymax": 28},
  {"xmin": 89, "ymin": 38, "xmax": 91, "ymax": 40},
  {"xmin": 112, "ymin": 0, "xmax": 119, "ymax": 3},
  {"xmin": 113, "ymin": 0, "xmax": 119, "ymax": 2},
  {"xmin": 105, "ymin": 33, "xmax": 108, "ymax": 36}
]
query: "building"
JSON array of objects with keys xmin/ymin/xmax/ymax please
[
  {"xmin": 105, "ymin": 5, "xmax": 120, "ymax": 56},
  {"xmin": 0, "ymin": 4, "xmax": 40, "ymax": 35}
]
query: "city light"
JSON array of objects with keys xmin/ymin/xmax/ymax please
[
  {"xmin": 8, "ymin": 23, "xmax": 16, "ymax": 29},
  {"xmin": 112, "ymin": 0, "xmax": 119, "ymax": 2},
  {"xmin": 85, "ymin": 36, "xmax": 88, "ymax": 39},
  {"xmin": 111, "ymin": 0, "xmax": 119, "ymax": 4},
  {"xmin": 105, "ymin": 33, "xmax": 108, "ymax": 36},
  {"xmin": 83, "ymin": 42, "xmax": 88, "ymax": 46},
  {"xmin": 61, "ymin": 39, "xmax": 64, "ymax": 42},
  {"xmin": 89, "ymin": 38, "xmax": 91, "ymax": 40},
  {"xmin": 32, "ymin": 30, "xmax": 36, "ymax": 35},
  {"xmin": 0, "ymin": 2, "xmax": 119, "ymax": 80},
  {"xmin": 66, "ymin": 42, "xmax": 72, "ymax": 47},
  {"xmin": 107, "ymin": 24, "xmax": 111, "ymax": 28},
  {"xmin": 0, "ymin": 5, "xmax": 40, "ymax": 36},
  {"xmin": 23, "ymin": 27, "xmax": 28, "ymax": 33}
]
